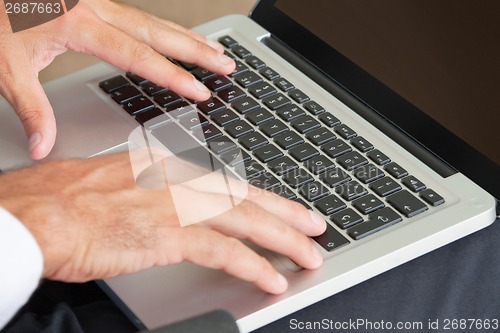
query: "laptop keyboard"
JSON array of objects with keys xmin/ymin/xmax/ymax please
[{"xmin": 98, "ymin": 35, "xmax": 445, "ymax": 252}]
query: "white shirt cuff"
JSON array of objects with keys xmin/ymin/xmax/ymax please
[{"xmin": 0, "ymin": 207, "xmax": 43, "ymax": 329}]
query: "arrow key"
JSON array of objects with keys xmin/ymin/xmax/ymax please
[
  {"xmin": 330, "ymin": 208, "xmax": 364, "ymax": 229},
  {"xmin": 387, "ymin": 190, "xmax": 428, "ymax": 218},
  {"xmin": 312, "ymin": 223, "xmax": 350, "ymax": 252}
]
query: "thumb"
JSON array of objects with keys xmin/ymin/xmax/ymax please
[{"xmin": 0, "ymin": 67, "xmax": 56, "ymax": 160}]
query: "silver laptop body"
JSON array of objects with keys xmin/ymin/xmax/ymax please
[{"xmin": 0, "ymin": 2, "xmax": 497, "ymax": 333}]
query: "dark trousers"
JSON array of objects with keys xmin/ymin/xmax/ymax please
[{"xmin": 3, "ymin": 218, "xmax": 499, "ymax": 333}]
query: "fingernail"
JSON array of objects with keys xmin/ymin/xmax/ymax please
[
  {"xmin": 217, "ymin": 52, "xmax": 234, "ymax": 66},
  {"xmin": 311, "ymin": 244, "xmax": 323, "ymax": 265},
  {"xmin": 193, "ymin": 78, "xmax": 209, "ymax": 94},
  {"xmin": 309, "ymin": 210, "xmax": 325, "ymax": 226},
  {"xmin": 29, "ymin": 132, "xmax": 42, "ymax": 152},
  {"xmin": 276, "ymin": 273, "xmax": 288, "ymax": 289}
]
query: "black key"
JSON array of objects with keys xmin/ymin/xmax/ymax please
[
  {"xmin": 235, "ymin": 159, "xmax": 265, "ymax": 179},
  {"xmin": 224, "ymin": 120, "xmax": 254, "ymax": 138},
  {"xmin": 314, "ymin": 195, "xmax": 346, "ymax": 215},
  {"xmin": 259, "ymin": 119, "xmax": 289, "ymax": 137},
  {"xmin": 283, "ymin": 168, "xmax": 314, "ymax": 188},
  {"xmin": 402, "ymin": 175, "xmax": 426, "ymax": 192},
  {"xmin": 248, "ymin": 82, "xmax": 277, "ymax": 99},
  {"xmin": 304, "ymin": 155, "xmax": 336, "ymax": 175},
  {"xmin": 142, "ymin": 82, "xmax": 167, "ymax": 96},
  {"xmin": 367, "ymin": 149, "xmax": 391, "ymax": 165},
  {"xmin": 268, "ymin": 185, "xmax": 297, "ymax": 200},
  {"xmin": 253, "ymin": 144, "xmax": 283, "ymax": 163},
  {"xmin": 294, "ymin": 198, "xmax": 311, "ymax": 210},
  {"xmin": 263, "ymin": 94, "xmax": 292, "ymax": 111},
  {"xmin": 312, "ymin": 224, "xmax": 350, "ymax": 252},
  {"xmin": 238, "ymin": 132, "xmax": 268, "ymax": 151},
  {"xmin": 288, "ymin": 89, "xmax": 310, "ymax": 103},
  {"xmin": 220, "ymin": 149, "xmax": 251, "ymax": 167},
  {"xmin": 126, "ymin": 72, "xmax": 148, "ymax": 85},
  {"xmin": 337, "ymin": 151, "xmax": 368, "ymax": 171},
  {"xmin": 232, "ymin": 45, "xmax": 252, "ymax": 58},
  {"xmin": 335, "ymin": 181, "xmax": 367, "ymax": 201},
  {"xmin": 192, "ymin": 67, "xmax": 216, "ymax": 81},
  {"xmin": 331, "ymin": 208, "xmax": 364, "ymax": 229},
  {"xmin": 299, "ymin": 181, "xmax": 330, "ymax": 202},
  {"xmin": 218, "ymin": 35, "xmax": 238, "ymax": 48},
  {"xmin": 234, "ymin": 72, "xmax": 263, "ymax": 88},
  {"xmin": 303, "ymin": 101, "xmax": 325, "ymax": 115},
  {"xmin": 274, "ymin": 131, "xmax": 304, "ymax": 150},
  {"xmin": 135, "ymin": 108, "xmax": 170, "ymax": 129},
  {"xmin": 322, "ymin": 139, "xmax": 352, "ymax": 158},
  {"xmin": 154, "ymin": 91, "xmax": 182, "ymax": 108},
  {"xmin": 205, "ymin": 75, "xmax": 233, "ymax": 92},
  {"xmin": 245, "ymin": 55, "xmax": 266, "ymax": 69},
  {"xmin": 218, "ymin": 86, "xmax": 246, "ymax": 103},
  {"xmin": 197, "ymin": 97, "xmax": 226, "ymax": 115},
  {"xmin": 384, "ymin": 162, "xmax": 409, "ymax": 179},
  {"xmin": 291, "ymin": 115, "xmax": 321, "ymax": 134},
  {"xmin": 306, "ymin": 128, "xmax": 336, "ymax": 146},
  {"xmin": 347, "ymin": 207, "xmax": 402, "ymax": 240},
  {"xmin": 289, "ymin": 143, "xmax": 320, "ymax": 162},
  {"xmin": 211, "ymin": 109, "xmax": 239, "ymax": 126},
  {"xmin": 334, "ymin": 124, "xmax": 357, "ymax": 139},
  {"xmin": 230, "ymin": 61, "xmax": 249, "ymax": 77},
  {"xmin": 369, "ymin": 176, "xmax": 402, "ymax": 197},
  {"xmin": 267, "ymin": 156, "xmax": 299, "ymax": 176},
  {"xmin": 123, "ymin": 96, "xmax": 154, "ymax": 115},
  {"xmin": 259, "ymin": 67, "xmax": 280, "ymax": 80},
  {"xmin": 273, "ymin": 78, "xmax": 295, "ymax": 92},
  {"xmin": 353, "ymin": 164, "xmax": 385, "ymax": 184},
  {"xmin": 351, "ymin": 136, "xmax": 374, "ymax": 152},
  {"xmin": 179, "ymin": 113, "xmax": 209, "ymax": 130},
  {"xmin": 318, "ymin": 113, "xmax": 341, "ymax": 128},
  {"xmin": 276, "ymin": 104, "xmax": 306, "ymax": 122},
  {"xmin": 248, "ymin": 172, "xmax": 281, "ymax": 190},
  {"xmin": 111, "ymin": 86, "xmax": 142, "ymax": 104},
  {"xmin": 245, "ymin": 108, "xmax": 274, "ymax": 126},
  {"xmin": 224, "ymin": 50, "xmax": 234, "ymax": 59},
  {"xmin": 178, "ymin": 61, "xmax": 197, "ymax": 70},
  {"xmin": 208, "ymin": 136, "xmax": 237, "ymax": 155},
  {"xmin": 352, "ymin": 194, "xmax": 385, "ymax": 215},
  {"xmin": 231, "ymin": 96, "xmax": 260, "ymax": 114},
  {"xmin": 165, "ymin": 103, "xmax": 195, "ymax": 119},
  {"xmin": 192, "ymin": 124, "xmax": 223, "ymax": 142},
  {"xmin": 320, "ymin": 168, "xmax": 351, "ymax": 187},
  {"xmin": 238, "ymin": 132, "xmax": 269, "ymax": 150},
  {"xmin": 387, "ymin": 190, "xmax": 428, "ymax": 218},
  {"xmin": 99, "ymin": 75, "xmax": 130, "ymax": 93},
  {"xmin": 420, "ymin": 189, "xmax": 445, "ymax": 207}
]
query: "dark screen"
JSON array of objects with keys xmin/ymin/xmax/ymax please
[{"xmin": 276, "ymin": 0, "xmax": 500, "ymax": 166}]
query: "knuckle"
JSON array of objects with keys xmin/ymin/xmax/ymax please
[
  {"xmin": 129, "ymin": 41, "xmax": 157, "ymax": 69},
  {"xmin": 17, "ymin": 108, "xmax": 43, "ymax": 124}
]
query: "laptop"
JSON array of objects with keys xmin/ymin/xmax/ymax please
[{"xmin": 0, "ymin": 0, "xmax": 498, "ymax": 331}]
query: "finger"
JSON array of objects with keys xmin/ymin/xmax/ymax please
[
  {"xmin": 0, "ymin": 54, "xmax": 56, "ymax": 160},
  {"xmin": 68, "ymin": 18, "xmax": 211, "ymax": 101},
  {"xmin": 204, "ymin": 199, "xmax": 323, "ymax": 270},
  {"xmin": 94, "ymin": 1, "xmax": 235, "ymax": 74},
  {"xmin": 245, "ymin": 186, "xmax": 327, "ymax": 236},
  {"xmin": 175, "ymin": 227, "xmax": 288, "ymax": 294}
]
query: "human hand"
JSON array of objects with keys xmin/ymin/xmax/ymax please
[
  {"xmin": 0, "ymin": 152, "xmax": 326, "ymax": 294},
  {"xmin": 0, "ymin": 0, "xmax": 235, "ymax": 160}
]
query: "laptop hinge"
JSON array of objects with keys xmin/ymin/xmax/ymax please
[{"xmin": 261, "ymin": 35, "xmax": 457, "ymax": 178}]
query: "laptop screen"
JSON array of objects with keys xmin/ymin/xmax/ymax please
[{"xmin": 252, "ymin": 0, "xmax": 499, "ymax": 199}]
